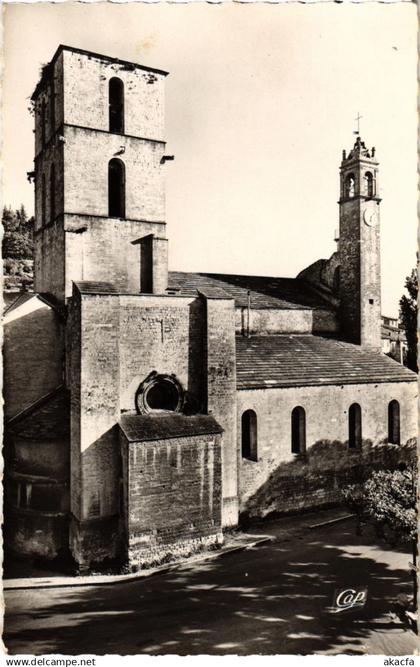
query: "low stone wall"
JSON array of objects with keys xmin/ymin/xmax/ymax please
[
  {"xmin": 4, "ymin": 508, "xmax": 69, "ymax": 559},
  {"xmin": 121, "ymin": 428, "xmax": 223, "ymax": 569},
  {"xmin": 240, "ymin": 439, "xmax": 416, "ymax": 522}
]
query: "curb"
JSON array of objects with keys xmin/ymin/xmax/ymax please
[
  {"xmin": 307, "ymin": 513, "xmax": 356, "ymax": 529},
  {"xmin": 3, "ymin": 535, "xmax": 273, "ymax": 591}
]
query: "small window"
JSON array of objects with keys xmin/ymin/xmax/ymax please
[
  {"xmin": 50, "ymin": 163, "xmax": 56, "ymax": 221},
  {"xmin": 365, "ymin": 171, "xmax": 374, "ymax": 197},
  {"xmin": 241, "ymin": 409, "xmax": 257, "ymax": 461},
  {"xmin": 388, "ymin": 400, "xmax": 400, "ymax": 444},
  {"xmin": 291, "ymin": 406, "xmax": 306, "ymax": 454},
  {"xmin": 345, "ymin": 173, "xmax": 355, "ymax": 198},
  {"xmin": 349, "ymin": 403, "xmax": 362, "ymax": 449},
  {"xmin": 108, "ymin": 158, "xmax": 125, "ymax": 218},
  {"xmin": 109, "ymin": 77, "xmax": 124, "ymax": 134}
]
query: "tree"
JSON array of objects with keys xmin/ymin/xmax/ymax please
[
  {"xmin": 343, "ymin": 464, "xmax": 418, "ymax": 610},
  {"xmin": 2, "ymin": 205, "xmax": 35, "ymax": 290},
  {"xmin": 399, "ymin": 265, "xmax": 418, "ymax": 373},
  {"xmin": 2, "ymin": 205, "xmax": 34, "ymax": 260}
]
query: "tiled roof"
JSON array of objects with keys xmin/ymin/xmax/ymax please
[
  {"xmin": 236, "ymin": 335, "xmax": 417, "ymax": 389},
  {"xmin": 381, "ymin": 325, "xmax": 406, "ymax": 342},
  {"xmin": 3, "ymin": 291, "xmax": 34, "ymax": 315},
  {"xmin": 7, "ymin": 387, "xmax": 70, "ymax": 440},
  {"xmin": 168, "ymin": 272, "xmax": 334, "ymax": 310},
  {"xmin": 75, "ymin": 281, "xmax": 121, "ymax": 295},
  {"xmin": 120, "ymin": 413, "xmax": 223, "ymax": 442},
  {"xmin": 3, "ymin": 290, "xmax": 65, "ymax": 317}
]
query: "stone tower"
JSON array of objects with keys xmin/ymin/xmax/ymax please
[
  {"xmin": 338, "ymin": 136, "xmax": 381, "ymax": 350},
  {"xmin": 31, "ymin": 45, "xmax": 169, "ymax": 302}
]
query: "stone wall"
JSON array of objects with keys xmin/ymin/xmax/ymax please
[
  {"xmin": 202, "ymin": 293, "xmax": 238, "ymax": 526},
  {"xmin": 63, "ymin": 126, "xmax": 165, "ymax": 220},
  {"xmin": 34, "ymin": 220, "xmax": 65, "ymax": 297},
  {"xmin": 34, "ymin": 51, "xmax": 64, "ymax": 157},
  {"xmin": 339, "ymin": 199, "xmax": 361, "ymax": 344},
  {"xmin": 235, "ymin": 307, "xmax": 338, "ymax": 335},
  {"xmin": 121, "ymin": 432, "xmax": 222, "ymax": 568},
  {"xmin": 359, "ymin": 202, "xmax": 381, "ymax": 350},
  {"xmin": 237, "ymin": 381, "xmax": 417, "ymax": 520},
  {"xmin": 62, "ymin": 49, "xmax": 166, "ymax": 140},
  {"xmin": 34, "ymin": 142, "xmax": 64, "ymax": 232},
  {"xmin": 4, "ymin": 510, "xmax": 68, "ymax": 560},
  {"xmin": 118, "ymin": 294, "xmax": 204, "ymax": 410},
  {"xmin": 339, "ymin": 193, "xmax": 381, "ymax": 351},
  {"xmin": 3, "ymin": 297, "xmax": 64, "ymax": 419},
  {"xmin": 68, "ymin": 290, "xmax": 209, "ymax": 565},
  {"xmin": 68, "ymin": 290, "xmax": 121, "ymax": 568}
]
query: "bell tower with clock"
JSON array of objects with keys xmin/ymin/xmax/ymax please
[{"xmin": 338, "ymin": 136, "xmax": 381, "ymax": 351}]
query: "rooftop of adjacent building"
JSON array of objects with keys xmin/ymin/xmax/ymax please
[{"xmin": 71, "ymin": 270, "xmax": 335, "ymax": 311}]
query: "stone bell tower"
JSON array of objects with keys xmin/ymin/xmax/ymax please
[
  {"xmin": 338, "ymin": 136, "xmax": 382, "ymax": 351},
  {"xmin": 31, "ymin": 45, "xmax": 169, "ymax": 302}
]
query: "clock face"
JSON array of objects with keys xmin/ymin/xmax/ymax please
[{"xmin": 363, "ymin": 205, "xmax": 378, "ymax": 227}]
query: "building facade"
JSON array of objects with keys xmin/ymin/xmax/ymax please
[{"xmin": 3, "ymin": 45, "xmax": 417, "ymax": 571}]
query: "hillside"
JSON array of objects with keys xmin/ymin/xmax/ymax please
[{"xmin": 2, "ymin": 206, "xmax": 34, "ymax": 291}]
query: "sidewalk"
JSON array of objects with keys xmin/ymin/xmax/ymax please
[
  {"xmin": 3, "ymin": 531, "xmax": 273, "ymax": 591},
  {"xmin": 3, "ymin": 506, "xmax": 351, "ymax": 590}
]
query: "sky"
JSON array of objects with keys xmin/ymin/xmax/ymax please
[{"xmin": 3, "ymin": 2, "xmax": 417, "ymax": 316}]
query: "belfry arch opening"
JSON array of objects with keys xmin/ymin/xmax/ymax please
[
  {"xmin": 365, "ymin": 171, "xmax": 374, "ymax": 197},
  {"xmin": 109, "ymin": 77, "xmax": 124, "ymax": 134},
  {"xmin": 108, "ymin": 158, "xmax": 126, "ymax": 218},
  {"xmin": 345, "ymin": 173, "xmax": 355, "ymax": 198}
]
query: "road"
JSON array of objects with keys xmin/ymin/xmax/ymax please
[{"xmin": 3, "ymin": 514, "xmax": 417, "ymax": 655}]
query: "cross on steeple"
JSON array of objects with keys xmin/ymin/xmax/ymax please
[{"xmin": 354, "ymin": 112, "xmax": 363, "ymax": 136}]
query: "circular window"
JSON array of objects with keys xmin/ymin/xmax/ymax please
[{"xmin": 136, "ymin": 373, "xmax": 184, "ymax": 414}]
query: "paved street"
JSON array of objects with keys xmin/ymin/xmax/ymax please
[{"xmin": 4, "ymin": 513, "xmax": 417, "ymax": 656}]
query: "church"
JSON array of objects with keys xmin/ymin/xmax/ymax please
[{"xmin": 3, "ymin": 45, "xmax": 417, "ymax": 572}]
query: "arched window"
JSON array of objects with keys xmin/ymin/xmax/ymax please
[
  {"xmin": 291, "ymin": 406, "xmax": 306, "ymax": 454},
  {"xmin": 388, "ymin": 400, "xmax": 400, "ymax": 444},
  {"xmin": 41, "ymin": 174, "xmax": 46, "ymax": 227},
  {"xmin": 108, "ymin": 159, "xmax": 126, "ymax": 218},
  {"xmin": 365, "ymin": 171, "xmax": 374, "ymax": 197},
  {"xmin": 349, "ymin": 403, "xmax": 362, "ymax": 449},
  {"xmin": 345, "ymin": 174, "xmax": 355, "ymax": 198},
  {"xmin": 241, "ymin": 409, "xmax": 257, "ymax": 461},
  {"xmin": 109, "ymin": 77, "xmax": 124, "ymax": 134},
  {"xmin": 50, "ymin": 163, "xmax": 56, "ymax": 221}
]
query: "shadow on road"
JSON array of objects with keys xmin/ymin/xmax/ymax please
[{"xmin": 4, "ymin": 521, "xmax": 414, "ymax": 655}]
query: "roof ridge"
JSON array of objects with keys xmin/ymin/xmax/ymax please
[{"xmin": 6, "ymin": 385, "xmax": 67, "ymax": 427}]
